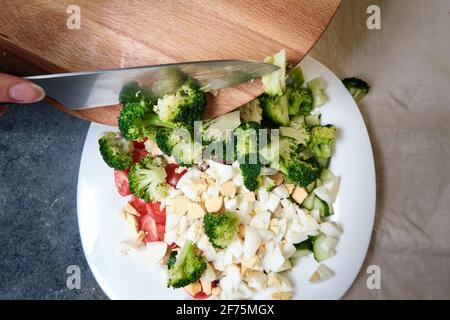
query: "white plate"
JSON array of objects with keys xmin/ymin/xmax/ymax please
[{"xmin": 77, "ymin": 56, "xmax": 376, "ymax": 300}]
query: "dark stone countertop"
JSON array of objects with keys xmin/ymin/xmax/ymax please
[{"xmin": 0, "ymin": 103, "xmax": 107, "ymax": 299}]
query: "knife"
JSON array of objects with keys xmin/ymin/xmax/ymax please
[{"xmin": 26, "ymin": 60, "xmax": 279, "ymax": 110}]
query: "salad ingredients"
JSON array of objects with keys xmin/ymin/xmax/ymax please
[{"xmin": 98, "ymin": 49, "xmax": 342, "ymax": 300}]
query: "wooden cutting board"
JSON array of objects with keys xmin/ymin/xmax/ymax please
[{"xmin": 0, "ymin": 0, "xmax": 340, "ymax": 125}]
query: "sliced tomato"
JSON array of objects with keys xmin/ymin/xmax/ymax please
[
  {"xmin": 130, "ymin": 195, "xmax": 148, "ymax": 215},
  {"xmin": 165, "ymin": 163, "xmax": 187, "ymax": 187},
  {"xmin": 145, "ymin": 201, "xmax": 166, "ymax": 224},
  {"xmin": 194, "ymin": 291, "xmax": 210, "ymax": 299},
  {"xmin": 133, "ymin": 148, "xmax": 149, "ymax": 163},
  {"xmin": 133, "ymin": 138, "xmax": 147, "ymax": 150},
  {"xmin": 168, "ymin": 242, "xmax": 178, "ymax": 251},
  {"xmin": 156, "ymin": 223, "xmax": 165, "ymax": 241},
  {"xmin": 138, "ymin": 214, "xmax": 159, "ymax": 243},
  {"xmin": 114, "ymin": 170, "xmax": 131, "ymax": 196}
]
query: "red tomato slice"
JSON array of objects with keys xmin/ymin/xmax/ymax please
[
  {"xmin": 165, "ymin": 163, "xmax": 187, "ymax": 187},
  {"xmin": 145, "ymin": 201, "xmax": 166, "ymax": 224},
  {"xmin": 138, "ymin": 214, "xmax": 159, "ymax": 243},
  {"xmin": 194, "ymin": 291, "xmax": 210, "ymax": 299},
  {"xmin": 156, "ymin": 223, "xmax": 165, "ymax": 241},
  {"xmin": 114, "ymin": 170, "xmax": 131, "ymax": 196},
  {"xmin": 133, "ymin": 149, "xmax": 149, "ymax": 163},
  {"xmin": 133, "ymin": 139, "xmax": 147, "ymax": 150},
  {"xmin": 130, "ymin": 195, "xmax": 148, "ymax": 215}
]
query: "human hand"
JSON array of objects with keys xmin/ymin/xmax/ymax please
[{"xmin": 0, "ymin": 73, "xmax": 46, "ymax": 116}]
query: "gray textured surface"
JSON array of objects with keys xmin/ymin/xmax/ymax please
[{"xmin": 0, "ymin": 103, "xmax": 107, "ymax": 299}]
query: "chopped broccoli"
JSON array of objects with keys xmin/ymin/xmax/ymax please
[
  {"xmin": 308, "ymin": 125, "xmax": 336, "ymax": 159},
  {"xmin": 233, "ymin": 121, "xmax": 261, "ymax": 160},
  {"xmin": 153, "ymin": 79, "xmax": 206, "ymax": 125},
  {"xmin": 262, "ymin": 137, "xmax": 319, "ymax": 187},
  {"xmin": 279, "ymin": 123, "xmax": 310, "ymax": 145},
  {"xmin": 342, "ymin": 77, "xmax": 370, "ymax": 102},
  {"xmin": 119, "ymin": 81, "xmax": 154, "ymax": 104},
  {"xmin": 307, "ymin": 78, "xmax": 329, "ymax": 108},
  {"xmin": 98, "ymin": 132, "xmax": 133, "ymax": 170},
  {"xmin": 203, "ymin": 212, "xmax": 239, "ymax": 249},
  {"xmin": 167, "ymin": 250, "xmax": 178, "ymax": 269},
  {"xmin": 128, "ymin": 155, "xmax": 170, "ymax": 202},
  {"xmin": 202, "ymin": 110, "xmax": 241, "ymax": 144},
  {"xmin": 167, "ymin": 240, "xmax": 206, "ymax": 288},
  {"xmin": 288, "ymin": 86, "xmax": 313, "ymax": 115},
  {"xmin": 118, "ymin": 100, "xmax": 175, "ymax": 141},
  {"xmin": 260, "ymin": 93, "xmax": 290, "ymax": 127},
  {"xmin": 239, "ymin": 156, "xmax": 262, "ymax": 191},
  {"xmin": 155, "ymin": 127, "xmax": 201, "ymax": 167},
  {"xmin": 262, "ymin": 49, "xmax": 286, "ymax": 96},
  {"xmin": 240, "ymin": 99, "xmax": 263, "ymax": 123},
  {"xmin": 288, "ymin": 66, "xmax": 305, "ymax": 88}
]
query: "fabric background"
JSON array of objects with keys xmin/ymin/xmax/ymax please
[{"xmin": 310, "ymin": 0, "xmax": 450, "ymax": 299}]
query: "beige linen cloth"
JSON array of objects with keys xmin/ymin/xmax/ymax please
[{"xmin": 309, "ymin": 0, "xmax": 450, "ymax": 299}]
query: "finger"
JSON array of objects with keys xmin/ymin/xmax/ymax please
[
  {"xmin": 0, "ymin": 73, "xmax": 46, "ymax": 103},
  {"xmin": 0, "ymin": 105, "xmax": 6, "ymax": 117}
]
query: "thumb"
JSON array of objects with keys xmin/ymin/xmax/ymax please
[{"xmin": 0, "ymin": 73, "xmax": 46, "ymax": 103}]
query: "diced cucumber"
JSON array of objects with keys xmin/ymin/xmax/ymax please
[
  {"xmin": 289, "ymin": 66, "xmax": 304, "ymax": 87},
  {"xmin": 301, "ymin": 192, "xmax": 315, "ymax": 210},
  {"xmin": 316, "ymin": 178, "xmax": 322, "ymax": 187},
  {"xmin": 317, "ymin": 157, "xmax": 331, "ymax": 169},
  {"xmin": 294, "ymin": 237, "xmax": 314, "ymax": 253},
  {"xmin": 313, "ymin": 197, "xmax": 330, "ymax": 217},
  {"xmin": 320, "ymin": 168, "xmax": 334, "ymax": 181},
  {"xmin": 307, "ymin": 77, "xmax": 329, "ymax": 108},
  {"xmin": 306, "ymin": 181, "xmax": 316, "ymax": 193},
  {"xmin": 305, "ymin": 114, "xmax": 321, "ymax": 127},
  {"xmin": 327, "ymin": 202, "xmax": 334, "ymax": 216},
  {"xmin": 313, "ymin": 233, "xmax": 331, "ymax": 262},
  {"xmin": 290, "ymin": 115, "xmax": 305, "ymax": 125}
]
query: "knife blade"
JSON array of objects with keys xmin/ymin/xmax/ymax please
[{"xmin": 26, "ymin": 60, "xmax": 278, "ymax": 110}]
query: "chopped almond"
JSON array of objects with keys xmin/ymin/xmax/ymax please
[
  {"xmin": 220, "ymin": 181, "xmax": 237, "ymax": 198},
  {"xmin": 239, "ymin": 192, "xmax": 256, "ymax": 202},
  {"xmin": 123, "ymin": 211, "xmax": 139, "ymax": 232},
  {"xmin": 200, "ymin": 279, "xmax": 212, "ymax": 295},
  {"xmin": 136, "ymin": 230, "xmax": 145, "ymax": 242},
  {"xmin": 269, "ymin": 218, "xmax": 280, "ymax": 234},
  {"xmin": 269, "ymin": 172, "xmax": 284, "ymax": 186},
  {"xmin": 238, "ymin": 224, "xmax": 246, "ymax": 239},
  {"xmin": 205, "ymin": 196, "xmax": 223, "ymax": 213},
  {"xmin": 187, "ymin": 202, "xmax": 206, "ymax": 219},
  {"xmin": 184, "ymin": 281, "xmax": 202, "ymax": 296},
  {"xmin": 123, "ymin": 202, "xmax": 140, "ymax": 217},
  {"xmin": 167, "ymin": 196, "xmax": 190, "ymax": 215},
  {"xmin": 291, "ymin": 187, "xmax": 308, "ymax": 205},
  {"xmin": 211, "ymin": 287, "xmax": 221, "ymax": 296},
  {"xmin": 285, "ymin": 183, "xmax": 295, "ymax": 195},
  {"xmin": 272, "ymin": 292, "xmax": 293, "ymax": 300},
  {"xmin": 309, "ymin": 271, "xmax": 321, "ymax": 282}
]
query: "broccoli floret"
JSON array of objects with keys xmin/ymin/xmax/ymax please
[
  {"xmin": 234, "ymin": 121, "xmax": 261, "ymax": 160},
  {"xmin": 279, "ymin": 123, "xmax": 310, "ymax": 145},
  {"xmin": 342, "ymin": 77, "xmax": 370, "ymax": 102},
  {"xmin": 288, "ymin": 86, "xmax": 313, "ymax": 115},
  {"xmin": 153, "ymin": 79, "xmax": 206, "ymax": 125},
  {"xmin": 240, "ymin": 99, "xmax": 263, "ymax": 123},
  {"xmin": 155, "ymin": 127, "xmax": 201, "ymax": 167},
  {"xmin": 203, "ymin": 212, "xmax": 239, "ymax": 249},
  {"xmin": 262, "ymin": 137, "xmax": 319, "ymax": 187},
  {"xmin": 262, "ymin": 49, "xmax": 286, "ymax": 96},
  {"xmin": 239, "ymin": 156, "xmax": 262, "ymax": 192},
  {"xmin": 167, "ymin": 250, "xmax": 178, "ymax": 269},
  {"xmin": 167, "ymin": 240, "xmax": 206, "ymax": 288},
  {"xmin": 98, "ymin": 132, "xmax": 133, "ymax": 170},
  {"xmin": 118, "ymin": 100, "xmax": 175, "ymax": 141},
  {"xmin": 307, "ymin": 78, "xmax": 329, "ymax": 108},
  {"xmin": 119, "ymin": 81, "xmax": 154, "ymax": 104},
  {"xmin": 128, "ymin": 155, "xmax": 170, "ymax": 202},
  {"xmin": 308, "ymin": 125, "xmax": 336, "ymax": 159},
  {"xmin": 260, "ymin": 94, "xmax": 290, "ymax": 127}
]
